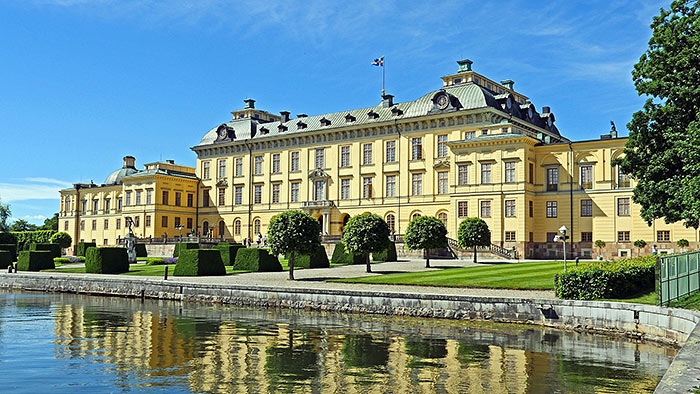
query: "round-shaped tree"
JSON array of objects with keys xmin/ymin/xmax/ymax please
[
  {"xmin": 267, "ymin": 210, "xmax": 321, "ymax": 280},
  {"xmin": 594, "ymin": 240, "xmax": 606, "ymax": 259},
  {"xmin": 677, "ymin": 239, "xmax": 689, "ymax": 250},
  {"xmin": 50, "ymin": 232, "xmax": 72, "ymax": 249},
  {"xmin": 457, "ymin": 218, "xmax": 490, "ymax": 263},
  {"xmin": 404, "ymin": 216, "xmax": 447, "ymax": 268},
  {"xmin": 342, "ymin": 213, "xmax": 389, "ymax": 273}
]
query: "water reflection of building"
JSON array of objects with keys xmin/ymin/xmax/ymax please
[{"xmin": 52, "ymin": 303, "xmax": 667, "ymax": 393}]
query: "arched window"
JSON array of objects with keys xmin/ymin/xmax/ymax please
[
  {"xmin": 202, "ymin": 220, "xmax": 209, "ymax": 236},
  {"xmin": 234, "ymin": 219, "xmax": 241, "ymax": 236},
  {"xmin": 386, "ymin": 214, "xmax": 395, "ymax": 233},
  {"xmin": 437, "ymin": 212, "xmax": 448, "ymax": 226},
  {"xmin": 411, "ymin": 212, "xmax": 422, "ymax": 221},
  {"xmin": 218, "ymin": 221, "xmax": 225, "ymax": 238},
  {"xmin": 253, "ymin": 218, "xmax": 261, "ymax": 235}
]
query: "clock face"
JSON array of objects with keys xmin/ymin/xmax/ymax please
[{"xmin": 436, "ymin": 94, "xmax": 449, "ymax": 109}]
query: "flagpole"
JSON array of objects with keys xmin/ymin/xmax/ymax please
[{"xmin": 382, "ymin": 60, "xmax": 385, "ymax": 96}]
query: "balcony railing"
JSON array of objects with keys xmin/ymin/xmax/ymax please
[
  {"xmin": 547, "ymin": 184, "xmax": 558, "ymax": 191},
  {"xmin": 301, "ymin": 200, "xmax": 336, "ymax": 209}
]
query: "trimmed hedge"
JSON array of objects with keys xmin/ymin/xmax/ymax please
[
  {"xmin": 0, "ymin": 250, "xmax": 12, "ymax": 269},
  {"xmin": 555, "ymin": 255, "xmax": 656, "ymax": 300},
  {"xmin": 173, "ymin": 242, "xmax": 199, "ymax": 258},
  {"xmin": 233, "ymin": 248, "xmax": 283, "ymax": 272},
  {"xmin": 0, "ymin": 244, "xmax": 17, "ymax": 260},
  {"xmin": 12, "ymin": 230, "xmax": 56, "ymax": 250},
  {"xmin": 331, "ymin": 242, "xmax": 367, "ymax": 265},
  {"xmin": 76, "ymin": 242, "xmax": 97, "ymax": 257},
  {"xmin": 0, "ymin": 232, "xmax": 17, "ymax": 245},
  {"xmin": 135, "ymin": 243, "xmax": 147, "ymax": 258},
  {"xmin": 17, "ymin": 251, "xmax": 55, "ymax": 271},
  {"xmin": 30, "ymin": 243, "xmax": 62, "ymax": 258},
  {"xmin": 373, "ymin": 240, "xmax": 397, "ymax": 262},
  {"xmin": 214, "ymin": 243, "xmax": 244, "ymax": 266},
  {"xmin": 85, "ymin": 247, "xmax": 129, "ymax": 274},
  {"xmin": 173, "ymin": 249, "xmax": 226, "ymax": 276},
  {"xmin": 286, "ymin": 244, "xmax": 330, "ymax": 269}
]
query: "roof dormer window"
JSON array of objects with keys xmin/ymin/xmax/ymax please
[
  {"xmin": 391, "ymin": 107, "xmax": 403, "ymax": 116},
  {"xmin": 297, "ymin": 121, "xmax": 307, "ymax": 130},
  {"xmin": 320, "ymin": 117, "xmax": 331, "ymax": 127},
  {"xmin": 260, "ymin": 127, "xmax": 269, "ymax": 135},
  {"xmin": 345, "ymin": 114, "xmax": 356, "ymax": 123},
  {"xmin": 278, "ymin": 125, "xmax": 288, "ymax": 132},
  {"xmin": 368, "ymin": 110, "xmax": 379, "ymax": 119}
]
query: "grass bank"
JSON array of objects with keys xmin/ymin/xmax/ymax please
[{"xmin": 44, "ymin": 264, "xmax": 246, "ymax": 276}]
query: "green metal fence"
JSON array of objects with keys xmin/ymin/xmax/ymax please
[{"xmin": 658, "ymin": 250, "xmax": 700, "ymax": 306}]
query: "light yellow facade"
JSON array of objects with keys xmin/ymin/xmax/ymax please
[
  {"xmin": 58, "ymin": 157, "xmax": 199, "ymax": 251},
  {"xmin": 191, "ymin": 60, "xmax": 698, "ymax": 258}
]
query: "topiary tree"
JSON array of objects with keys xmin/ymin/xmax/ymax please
[
  {"xmin": 594, "ymin": 240, "xmax": 606, "ymax": 259},
  {"xmin": 457, "ymin": 217, "xmax": 490, "ymax": 263},
  {"xmin": 404, "ymin": 216, "xmax": 447, "ymax": 268},
  {"xmin": 633, "ymin": 239, "xmax": 647, "ymax": 257},
  {"xmin": 677, "ymin": 238, "xmax": 689, "ymax": 250},
  {"xmin": 267, "ymin": 210, "xmax": 321, "ymax": 280},
  {"xmin": 50, "ymin": 232, "xmax": 72, "ymax": 249},
  {"xmin": 341, "ymin": 213, "xmax": 389, "ymax": 273}
]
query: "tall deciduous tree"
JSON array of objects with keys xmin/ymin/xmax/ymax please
[
  {"xmin": 40, "ymin": 213, "xmax": 59, "ymax": 231},
  {"xmin": 342, "ymin": 213, "xmax": 389, "ymax": 273},
  {"xmin": 267, "ymin": 210, "xmax": 321, "ymax": 280},
  {"xmin": 457, "ymin": 218, "xmax": 490, "ymax": 263},
  {"xmin": 0, "ymin": 199, "xmax": 10, "ymax": 233},
  {"xmin": 10, "ymin": 219, "xmax": 38, "ymax": 232},
  {"xmin": 614, "ymin": 1, "xmax": 700, "ymax": 228},
  {"xmin": 404, "ymin": 216, "xmax": 447, "ymax": 268}
]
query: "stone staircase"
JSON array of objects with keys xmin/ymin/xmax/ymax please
[{"xmin": 445, "ymin": 237, "xmax": 519, "ymax": 260}]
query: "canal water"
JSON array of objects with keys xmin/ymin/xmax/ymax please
[{"xmin": 0, "ymin": 291, "xmax": 676, "ymax": 393}]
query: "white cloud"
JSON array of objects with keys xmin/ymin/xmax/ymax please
[
  {"xmin": 0, "ymin": 178, "xmax": 70, "ymax": 202},
  {"xmin": 20, "ymin": 215, "xmax": 48, "ymax": 221}
]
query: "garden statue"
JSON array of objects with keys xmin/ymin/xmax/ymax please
[{"xmin": 124, "ymin": 217, "xmax": 137, "ymax": 264}]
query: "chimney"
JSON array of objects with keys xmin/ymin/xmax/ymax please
[
  {"xmin": 500, "ymin": 79, "xmax": 514, "ymax": 90},
  {"xmin": 280, "ymin": 111, "xmax": 290, "ymax": 122},
  {"xmin": 297, "ymin": 113, "xmax": 308, "ymax": 118},
  {"xmin": 244, "ymin": 98, "xmax": 255, "ymax": 109},
  {"xmin": 381, "ymin": 94, "xmax": 394, "ymax": 108},
  {"xmin": 542, "ymin": 106, "xmax": 551, "ymax": 114},
  {"xmin": 166, "ymin": 159, "xmax": 175, "ymax": 164},
  {"xmin": 457, "ymin": 59, "xmax": 473, "ymax": 72},
  {"xmin": 122, "ymin": 156, "xmax": 136, "ymax": 169}
]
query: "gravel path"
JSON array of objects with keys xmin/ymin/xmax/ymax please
[{"xmin": 51, "ymin": 257, "xmax": 556, "ymax": 299}]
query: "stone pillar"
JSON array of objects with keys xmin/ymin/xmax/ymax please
[{"xmin": 323, "ymin": 212, "xmax": 329, "ymax": 234}]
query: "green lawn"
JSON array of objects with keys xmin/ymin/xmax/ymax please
[
  {"xmin": 668, "ymin": 291, "xmax": 700, "ymax": 310},
  {"xmin": 331, "ymin": 260, "xmax": 582, "ymax": 290},
  {"xmin": 601, "ymin": 290, "xmax": 658, "ymax": 305},
  {"xmin": 44, "ymin": 264, "xmax": 246, "ymax": 276}
]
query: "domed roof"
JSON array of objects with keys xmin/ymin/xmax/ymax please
[{"xmin": 104, "ymin": 167, "xmax": 138, "ymax": 185}]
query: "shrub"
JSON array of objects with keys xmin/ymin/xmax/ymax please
[
  {"xmin": 0, "ymin": 250, "xmax": 12, "ymax": 269},
  {"xmin": 173, "ymin": 242, "xmax": 198, "ymax": 257},
  {"xmin": 0, "ymin": 244, "xmax": 17, "ymax": 260},
  {"xmin": 17, "ymin": 251, "xmax": 55, "ymax": 271},
  {"xmin": 214, "ymin": 243, "xmax": 244, "ymax": 266},
  {"xmin": 30, "ymin": 243, "xmax": 61, "ymax": 258},
  {"xmin": 677, "ymin": 239, "xmax": 689, "ymax": 248},
  {"xmin": 373, "ymin": 240, "xmax": 397, "ymax": 262},
  {"xmin": 85, "ymin": 247, "xmax": 129, "ymax": 274},
  {"xmin": 135, "ymin": 243, "xmax": 148, "ymax": 258},
  {"xmin": 11, "ymin": 230, "xmax": 56, "ymax": 250},
  {"xmin": 233, "ymin": 248, "xmax": 282, "ymax": 272},
  {"xmin": 68, "ymin": 256, "xmax": 85, "ymax": 264},
  {"xmin": 0, "ymin": 232, "xmax": 17, "ymax": 245},
  {"xmin": 331, "ymin": 242, "xmax": 367, "ymax": 265},
  {"xmin": 173, "ymin": 249, "xmax": 226, "ymax": 276},
  {"xmin": 54, "ymin": 257, "xmax": 70, "ymax": 264},
  {"xmin": 287, "ymin": 244, "xmax": 330, "ymax": 269},
  {"xmin": 50, "ymin": 232, "xmax": 72, "ymax": 249},
  {"xmin": 76, "ymin": 242, "xmax": 97, "ymax": 257},
  {"xmin": 555, "ymin": 255, "xmax": 657, "ymax": 300},
  {"xmin": 145, "ymin": 257, "xmax": 177, "ymax": 265}
]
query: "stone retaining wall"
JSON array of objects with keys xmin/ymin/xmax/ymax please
[{"xmin": 0, "ymin": 272, "xmax": 697, "ymax": 393}]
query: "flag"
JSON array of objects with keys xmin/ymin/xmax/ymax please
[{"xmin": 372, "ymin": 57, "xmax": 384, "ymax": 66}]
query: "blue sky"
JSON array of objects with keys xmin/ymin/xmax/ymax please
[{"xmin": 0, "ymin": 0, "xmax": 669, "ymax": 224}]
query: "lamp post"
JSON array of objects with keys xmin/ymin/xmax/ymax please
[
  {"xmin": 175, "ymin": 225, "xmax": 184, "ymax": 240},
  {"xmin": 557, "ymin": 225, "xmax": 569, "ymax": 271}
]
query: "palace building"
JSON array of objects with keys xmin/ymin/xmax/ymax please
[{"xmin": 60, "ymin": 59, "xmax": 698, "ymax": 258}]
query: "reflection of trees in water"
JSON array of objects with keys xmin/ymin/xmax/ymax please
[
  {"xmin": 554, "ymin": 356, "xmax": 660, "ymax": 393},
  {"xmin": 265, "ymin": 329, "xmax": 319, "ymax": 393},
  {"xmin": 405, "ymin": 337, "xmax": 448, "ymax": 368},
  {"xmin": 342, "ymin": 334, "xmax": 389, "ymax": 369},
  {"xmin": 456, "ymin": 342, "xmax": 490, "ymax": 366}
]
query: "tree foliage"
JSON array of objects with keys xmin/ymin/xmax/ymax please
[
  {"xmin": 51, "ymin": 232, "xmax": 72, "ymax": 249},
  {"xmin": 10, "ymin": 219, "xmax": 38, "ymax": 232},
  {"xmin": 267, "ymin": 210, "xmax": 320, "ymax": 280},
  {"xmin": 633, "ymin": 239, "xmax": 647, "ymax": 249},
  {"xmin": 457, "ymin": 218, "xmax": 490, "ymax": 263},
  {"xmin": 614, "ymin": 1, "xmax": 700, "ymax": 228},
  {"xmin": 404, "ymin": 216, "xmax": 447, "ymax": 268},
  {"xmin": 677, "ymin": 238, "xmax": 690, "ymax": 248},
  {"xmin": 341, "ymin": 213, "xmax": 389, "ymax": 273},
  {"xmin": 0, "ymin": 199, "xmax": 10, "ymax": 233},
  {"xmin": 40, "ymin": 213, "xmax": 59, "ymax": 231}
]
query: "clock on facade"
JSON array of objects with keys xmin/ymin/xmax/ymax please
[{"xmin": 436, "ymin": 93, "xmax": 449, "ymax": 109}]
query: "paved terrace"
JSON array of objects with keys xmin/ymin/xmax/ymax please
[{"xmin": 52, "ymin": 257, "xmax": 556, "ymax": 299}]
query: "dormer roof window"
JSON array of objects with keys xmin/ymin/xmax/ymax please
[
  {"xmin": 367, "ymin": 110, "xmax": 379, "ymax": 119},
  {"xmin": 345, "ymin": 114, "xmax": 356, "ymax": 123},
  {"xmin": 297, "ymin": 121, "xmax": 307, "ymax": 130},
  {"xmin": 391, "ymin": 107, "xmax": 403, "ymax": 116},
  {"xmin": 278, "ymin": 124, "xmax": 288, "ymax": 132},
  {"xmin": 260, "ymin": 126, "xmax": 269, "ymax": 135},
  {"xmin": 320, "ymin": 117, "xmax": 331, "ymax": 127}
]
